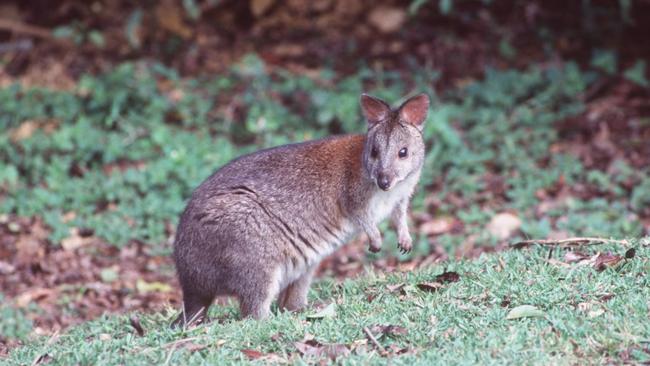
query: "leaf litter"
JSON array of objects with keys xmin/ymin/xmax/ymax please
[
  {"xmin": 562, "ymin": 250, "xmax": 632, "ymax": 271},
  {"xmin": 294, "ymin": 334, "xmax": 350, "ymax": 361},
  {"xmin": 417, "ymin": 271, "xmax": 461, "ymax": 293}
]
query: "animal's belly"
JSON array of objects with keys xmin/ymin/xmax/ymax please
[{"xmin": 278, "ymin": 221, "xmax": 354, "ymax": 287}]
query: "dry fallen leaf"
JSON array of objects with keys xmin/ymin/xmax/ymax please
[
  {"xmin": 591, "ymin": 252, "xmax": 624, "ymax": 271},
  {"xmin": 15, "ymin": 235, "xmax": 45, "ymax": 265},
  {"xmin": 419, "ymin": 217, "xmax": 455, "ymax": 236},
  {"xmin": 61, "ymin": 227, "xmax": 95, "ymax": 251},
  {"xmin": 16, "ymin": 288, "xmax": 55, "ymax": 308},
  {"xmin": 506, "ymin": 305, "xmax": 546, "ymax": 320},
  {"xmin": 416, "ymin": 282, "xmax": 443, "ymax": 292},
  {"xmin": 435, "ymin": 271, "xmax": 461, "ymax": 284},
  {"xmin": 155, "ymin": 0, "xmax": 192, "ymax": 38},
  {"xmin": 368, "ymin": 6, "xmax": 406, "ymax": 33},
  {"xmin": 9, "ymin": 120, "xmax": 39, "ymax": 142},
  {"xmin": 7, "ymin": 221, "xmax": 21, "ymax": 233},
  {"xmin": 486, "ymin": 212, "xmax": 521, "ymax": 240},
  {"xmin": 386, "ymin": 343, "xmax": 412, "ymax": 355},
  {"xmin": 136, "ymin": 279, "xmax": 172, "ymax": 293},
  {"xmin": 250, "ymin": 0, "xmax": 275, "ymax": 17},
  {"xmin": 240, "ymin": 348, "xmax": 285, "ymax": 362},
  {"xmin": 294, "ymin": 339, "xmax": 350, "ymax": 360},
  {"xmin": 564, "ymin": 251, "xmax": 590, "ymax": 263},
  {"xmin": 599, "ymin": 293, "xmax": 615, "ymax": 302},
  {"xmin": 386, "ymin": 283, "xmax": 406, "ymax": 294},
  {"xmin": 241, "ymin": 349, "xmax": 264, "ymax": 360},
  {"xmin": 100, "ymin": 267, "xmax": 119, "ymax": 283}
]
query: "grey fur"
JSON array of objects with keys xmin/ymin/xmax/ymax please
[{"xmin": 172, "ymin": 93, "xmax": 430, "ymax": 326}]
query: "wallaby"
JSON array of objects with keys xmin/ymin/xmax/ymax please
[{"xmin": 172, "ymin": 93, "xmax": 429, "ymax": 326}]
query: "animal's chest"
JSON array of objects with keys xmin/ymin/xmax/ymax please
[{"xmin": 366, "ymin": 175, "xmax": 418, "ymax": 223}]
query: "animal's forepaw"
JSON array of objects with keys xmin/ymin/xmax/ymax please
[
  {"xmin": 398, "ymin": 235, "xmax": 413, "ymax": 254},
  {"xmin": 368, "ymin": 239, "xmax": 382, "ymax": 253}
]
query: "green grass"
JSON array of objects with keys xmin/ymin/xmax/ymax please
[
  {"xmin": 2, "ymin": 52, "xmax": 649, "ymax": 364},
  {"xmin": 0, "ymin": 295, "xmax": 32, "ymax": 344},
  {"xmin": 5, "ymin": 241, "xmax": 649, "ymax": 365}
]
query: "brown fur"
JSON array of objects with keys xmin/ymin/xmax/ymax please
[{"xmin": 172, "ymin": 94, "xmax": 429, "ymax": 326}]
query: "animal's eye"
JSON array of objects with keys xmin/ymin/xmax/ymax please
[
  {"xmin": 371, "ymin": 146, "xmax": 379, "ymax": 158},
  {"xmin": 398, "ymin": 147, "xmax": 408, "ymax": 158}
]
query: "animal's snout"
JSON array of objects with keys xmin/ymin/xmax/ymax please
[{"xmin": 377, "ymin": 173, "xmax": 391, "ymax": 191}]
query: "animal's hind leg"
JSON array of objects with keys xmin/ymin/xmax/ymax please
[{"xmin": 238, "ymin": 269, "xmax": 281, "ymax": 320}]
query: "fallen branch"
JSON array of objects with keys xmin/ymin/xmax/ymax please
[
  {"xmin": 0, "ymin": 19, "xmax": 72, "ymax": 46},
  {"xmin": 0, "ymin": 19, "xmax": 54, "ymax": 39},
  {"xmin": 511, "ymin": 237, "xmax": 631, "ymax": 249}
]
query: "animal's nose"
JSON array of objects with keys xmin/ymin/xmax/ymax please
[{"xmin": 377, "ymin": 174, "xmax": 391, "ymax": 191}]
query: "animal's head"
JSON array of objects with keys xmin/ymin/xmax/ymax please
[{"xmin": 360, "ymin": 93, "xmax": 429, "ymax": 191}]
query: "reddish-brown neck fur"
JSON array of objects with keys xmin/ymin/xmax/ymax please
[{"xmin": 302, "ymin": 134, "xmax": 370, "ymax": 216}]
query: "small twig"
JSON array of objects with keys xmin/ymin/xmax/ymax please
[
  {"xmin": 546, "ymin": 247, "xmax": 554, "ymax": 263},
  {"xmin": 162, "ymin": 336, "xmax": 202, "ymax": 349},
  {"xmin": 0, "ymin": 19, "xmax": 54, "ymax": 39},
  {"xmin": 163, "ymin": 343, "xmax": 177, "ymax": 366},
  {"xmin": 163, "ymin": 335, "xmax": 202, "ymax": 364},
  {"xmin": 511, "ymin": 237, "xmax": 630, "ymax": 249},
  {"xmin": 136, "ymin": 336, "xmax": 203, "ymax": 355},
  {"xmin": 30, "ymin": 353, "xmax": 49, "ymax": 366},
  {"xmin": 48, "ymin": 330, "xmax": 60, "ymax": 345},
  {"xmin": 29, "ymin": 330, "xmax": 59, "ymax": 366},
  {"xmin": 0, "ymin": 19, "xmax": 73, "ymax": 47},
  {"xmin": 180, "ymin": 305, "xmax": 206, "ymax": 331},
  {"xmin": 363, "ymin": 327, "xmax": 385, "ymax": 354}
]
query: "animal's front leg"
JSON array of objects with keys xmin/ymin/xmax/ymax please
[
  {"xmin": 391, "ymin": 199, "xmax": 412, "ymax": 254},
  {"xmin": 355, "ymin": 218, "xmax": 383, "ymax": 253}
]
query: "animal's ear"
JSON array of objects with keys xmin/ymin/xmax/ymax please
[
  {"xmin": 360, "ymin": 94, "xmax": 391, "ymax": 127},
  {"xmin": 398, "ymin": 93, "xmax": 430, "ymax": 130}
]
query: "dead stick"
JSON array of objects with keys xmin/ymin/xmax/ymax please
[
  {"xmin": 363, "ymin": 327, "xmax": 386, "ymax": 354},
  {"xmin": 0, "ymin": 19, "xmax": 73, "ymax": 47},
  {"xmin": 163, "ymin": 343, "xmax": 178, "ymax": 366},
  {"xmin": 0, "ymin": 19, "xmax": 53, "ymax": 39},
  {"xmin": 511, "ymin": 237, "xmax": 630, "ymax": 248},
  {"xmin": 162, "ymin": 336, "xmax": 202, "ymax": 349}
]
